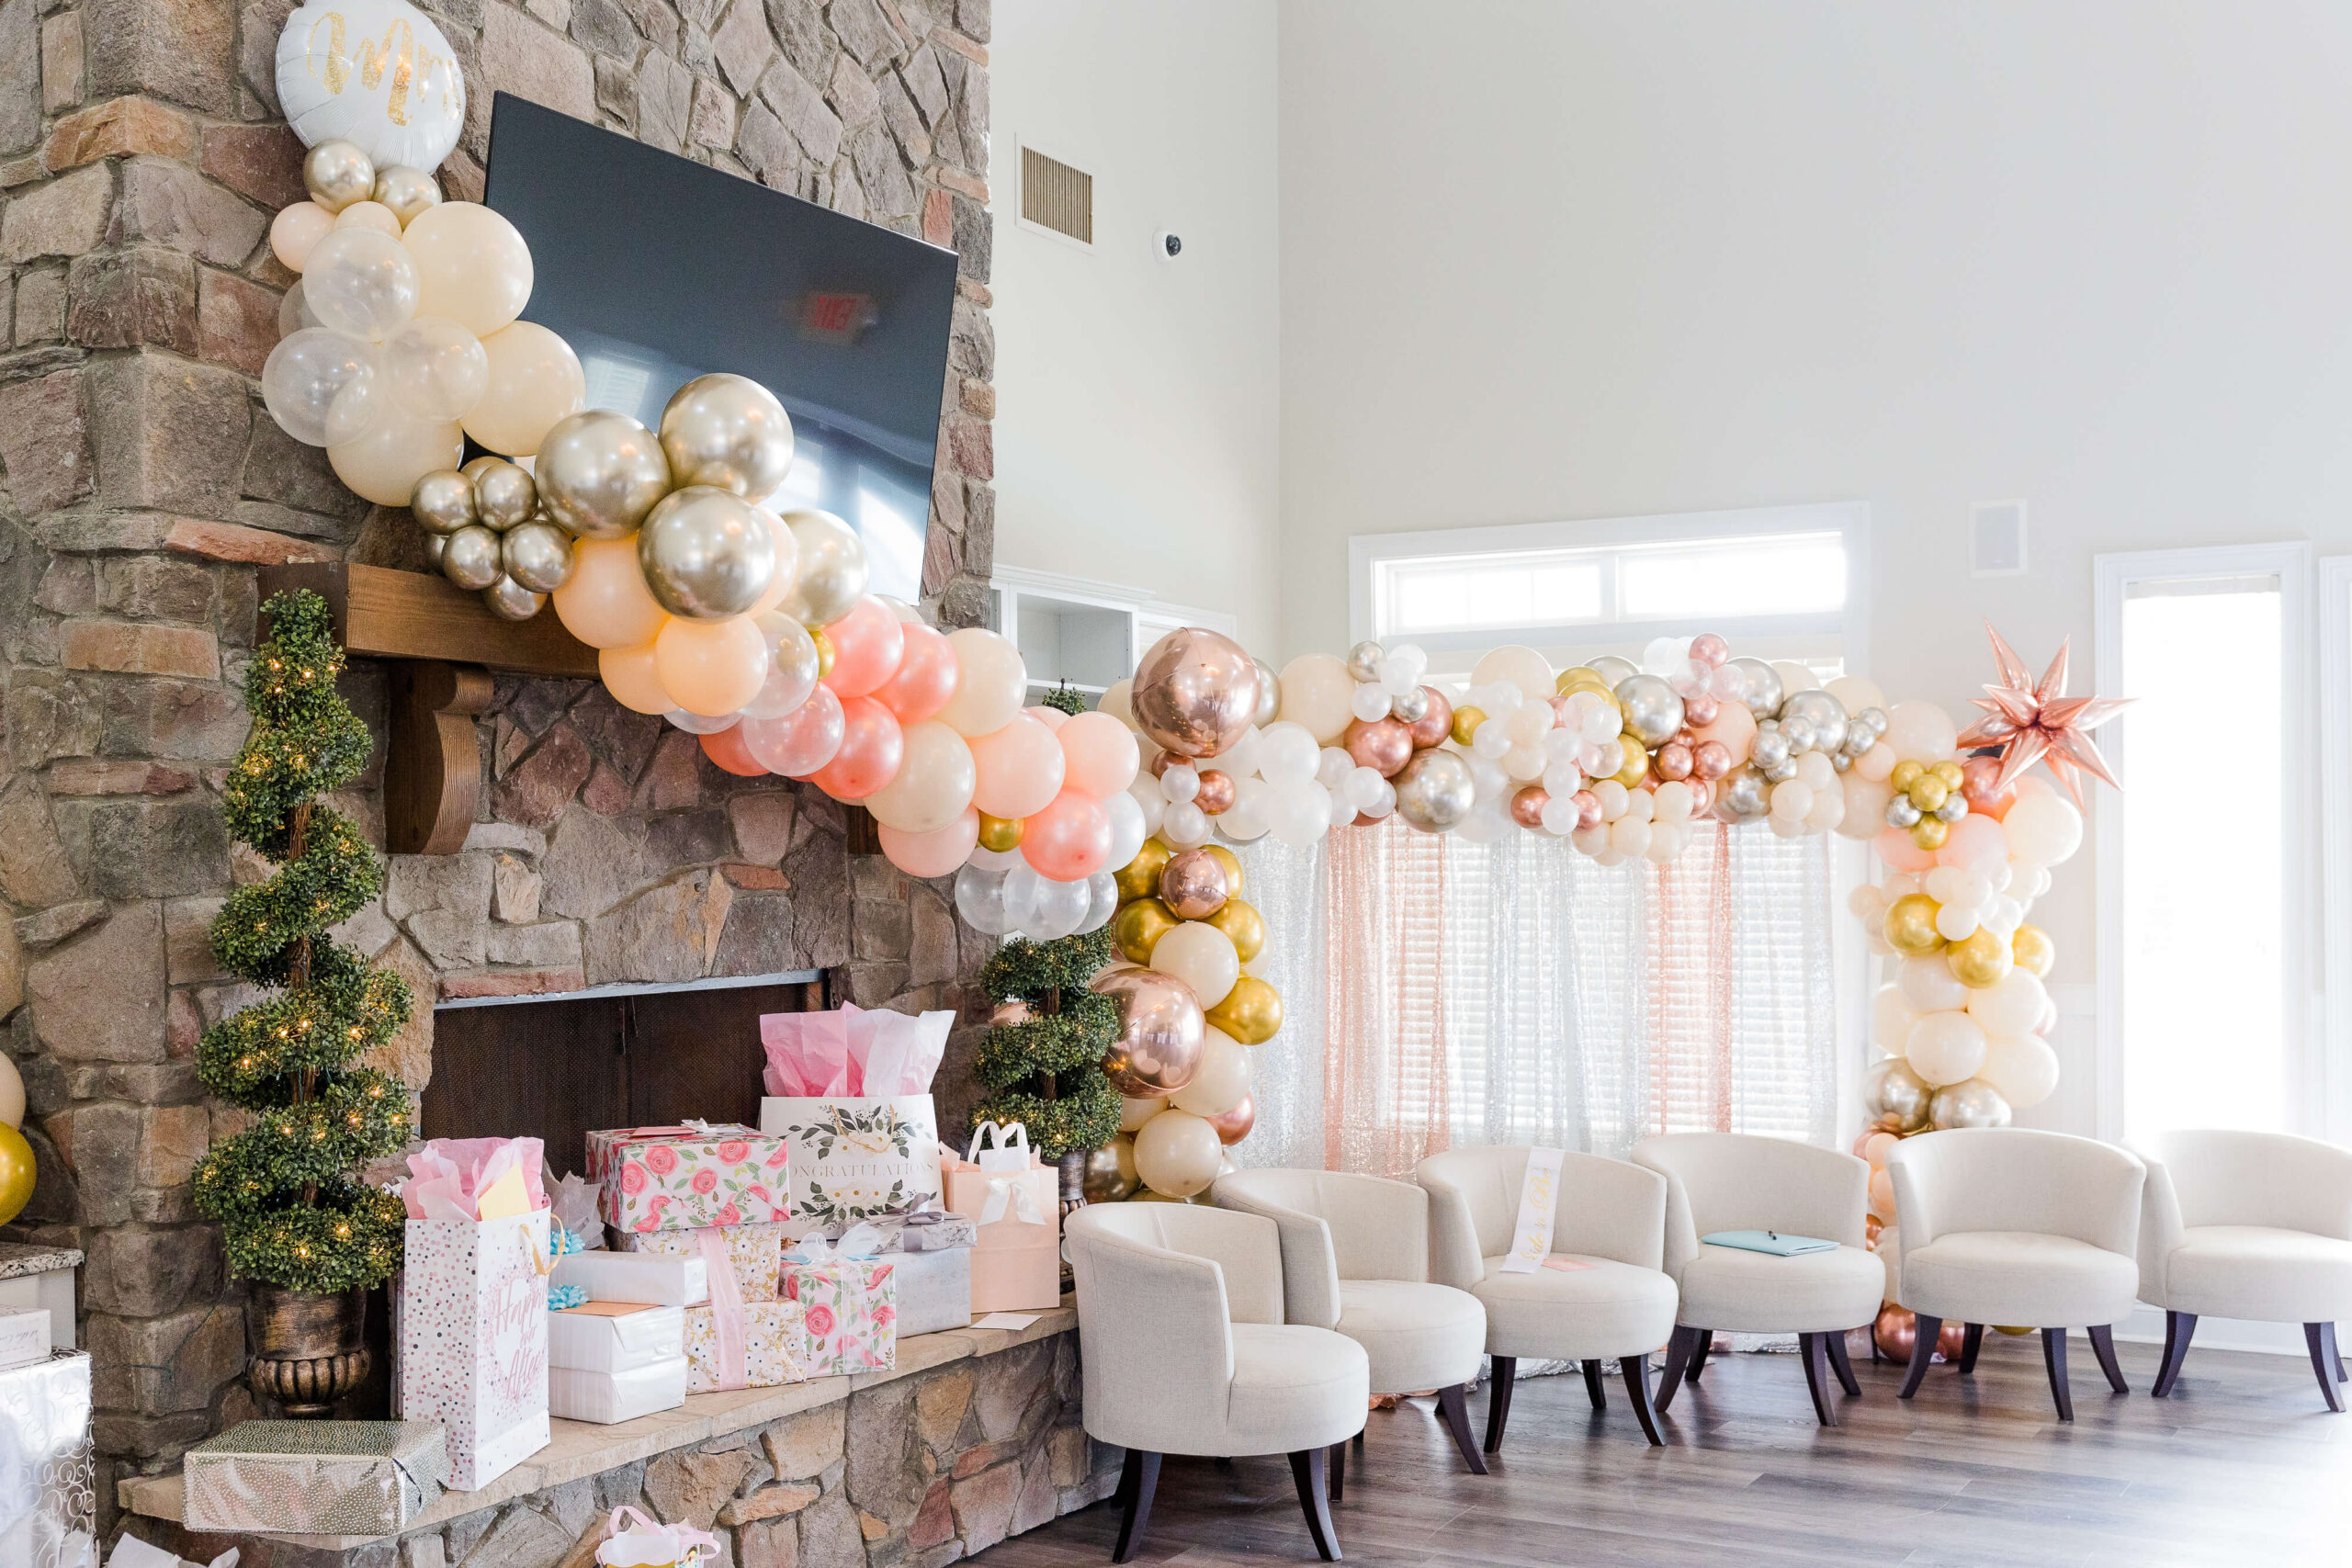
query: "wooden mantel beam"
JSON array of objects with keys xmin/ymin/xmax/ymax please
[{"xmin": 256, "ymin": 561, "xmax": 600, "ymax": 680}]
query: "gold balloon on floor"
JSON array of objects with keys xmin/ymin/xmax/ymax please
[
  {"xmin": 1080, "ymin": 1135, "xmax": 1141, "ymax": 1202},
  {"xmin": 0, "ymin": 1124, "xmax": 36, "ymax": 1226},
  {"xmin": 1206, "ymin": 975, "xmax": 1283, "ymax": 1046}
]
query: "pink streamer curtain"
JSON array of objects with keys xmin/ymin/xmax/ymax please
[
  {"xmin": 1323, "ymin": 818, "xmax": 1453, "ymax": 1178},
  {"xmin": 1642, "ymin": 820, "xmax": 1736, "ymax": 1137}
]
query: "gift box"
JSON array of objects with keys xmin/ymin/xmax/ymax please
[
  {"xmin": 681, "ymin": 1301, "xmax": 808, "ymax": 1393},
  {"xmin": 619, "ymin": 1223, "xmax": 786, "ymax": 1302},
  {"xmin": 943, "ymin": 1124, "xmax": 1063, "ymax": 1314},
  {"xmin": 182, "ymin": 1419, "xmax": 447, "ymax": 1536},
  {"xmin": 871, "ymin": 1199, "xmax": 978, "ymax": 1254},
  {"xmin": 0, "ymin": 1312, "xmax": 49, "ymax": 1374},
  {"xmin": 587, "ymin": 1125, "xmax": 791, "ymax": 1233},
  {"xmin": 549, "ymin": 1303, "xmax": 684, "ymax": 1374},
  {"xmin": 890, "ymin": 1245, "xmax": 971, "ymax": 1337},
  {"xmin": 549, "ymin": 1359, "xmax": 688, "ymax": 1425},
  {"xmin": 551, "ymin": 1249, "xmax": 709, "ymax": 1307},
  {"xmin": 781, "ymin": 1232, "xmax": 897, "ymax": 1375},
  {"xmin": 0, "ymin": 1349, "xmax": 95, "ymax": 1568}
]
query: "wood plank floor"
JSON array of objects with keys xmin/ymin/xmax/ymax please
[{"xmin": 972, "ymin": 1337, "xmax": 2352, "ymax": 1567}]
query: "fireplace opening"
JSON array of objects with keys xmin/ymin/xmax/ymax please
[{"xmin": 421, "ymin": 970, "xmax": 824, "ymax": 1175}]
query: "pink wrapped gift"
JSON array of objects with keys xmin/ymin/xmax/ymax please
[
  {"xmin": 780, "ymin": 1230, "xmax": 897, "ymax": 1374},
  {"xmin": 585, "ymin": 1124, "xmax": 791, "ymax": 1233}
]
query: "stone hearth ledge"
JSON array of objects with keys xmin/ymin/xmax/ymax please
[{"xmin": 119, "ymin": 1307, "xmax": 1079, "ymax": 1551}]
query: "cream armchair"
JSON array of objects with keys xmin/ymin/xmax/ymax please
[
  {"xmin": 1214, "ymin": 1168, "xmax": 1490, "ymax": 1483},
  {"xmin": 1631, "ymin": 1133, "xmax": 1884, "ymax": 1427},
  {"xmin": 1415, "ymin": 1145, "xmax": 1679, "ymax": 1450},
  {"xmin": 1065, "ymin": 1202, "xmax": 1371, "ymax": 1562},
  {"xmin": 2135, "ymin": 1129, "xmax": 2352, "ymax": 1409},
  {"xmin": 1886, "ymin": 1128, "xmax": 2144, "ymax": 1421}
]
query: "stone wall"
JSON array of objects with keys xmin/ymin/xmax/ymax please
[{"xmin": 0, "ymin": 0, "xmax": 1000, "ymax": 1530}]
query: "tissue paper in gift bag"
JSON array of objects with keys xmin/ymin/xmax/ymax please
[{"xmin": 182, "ymin": 1419, "xmax": 447, "ymax": 1535}]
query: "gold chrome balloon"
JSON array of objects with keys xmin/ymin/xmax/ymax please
[
  {"xmin": 1449, "ymin": 705, "xmax": 1486, "ymax": 746},
  {"xmin": 1883, "ymin": 893, "xmax": 1945, "ymax": 955},
  {"xmin": 1204, "ymin": 897, "xmax": 1265, "ymax": 964},
  {"xmin": 1860, "ymin": 1055, "xmax": 1931, "ymax": 1133},
  {"xmin": 977, "ymin": 812, "xmax": 1024, "ymax": 852},
  {"xmin": 638, "ymin": 486, "xmax": 776, "ymax": 619},
  {"xmin": 471, "ymin": 459, "xmax": 537, "ymax": 531},
  {"xmin": 1945, "ymin": 927, "xmax": 2013, "ymax": 988},
  {"xmin": 1202, "ymin": 843, "xmax": 1245, "ymax": 898},
  {"xmin": 303, "ymin": 139, "xmax": 376, "ymax": 213},
  {"xmin": 779, "ymin": 509, "xmax": 868, "ymax": 627},
  {"xmin": 1114, "ymin": 838, "xmax": 1173, "ymax": 904},
  {"xmin": 0, "ymin": 1123, "xmax": 36, "ymax": 1225},
  {"xmin": 481, "ymin": 573, "xmax": 545, "ymax": 622},
  {"xmin": 409, "ymin": 468, "xmax": 474, "ymax": 535},
  {"xmin": 1111, "ymin": 897, "xmax": 1180, "ymax": 965},
  {"xmin": 372, "ymin": 165, "xmax": 442, "ymax": 227},
  {"xmin": 1929, "ymin": 1078, "xmax": 2012, "ymax": 1130},
  {"xmin": 439, "ymin": 524, "xmax": 503, "ymax": 592},
  {"xmin": 1929, "ymin": 760, "xmax": 1966, "ymax": 790},
  {"xmin": 1612, "ymin": 737, "xmax": 1648, "ymax": 789},
  {"xmin": 537, "ymin": 410, "xmax": 673, "ymax": 539},
  {"xmin": 1091, "ymin": 966, "xmax": 1206, "ymax": 1097},
  {"xmin": 1205, "ymin": 976, "xmax": 1283, "ymax": 1046},
  {"xmin": 810, "ymin": 626, "xmax": 835, "ymax": 678},
  {"xmin": 1889, "ymin": 760, "xmax": 1925, "ymax": 793},
  {"xmin": 2011, "ymin": 923, "xmax": 2055, "ymax": 977},
  {"xmin": 659, "ymin": 372, "xmax": 796, "ymax": 499},
  {"xmin": 1909, "ymin": 816, "xmax": 1951, "ymax": 852},
  {"xmin": 1080, "ymin": 1134, "xmax": 1141, "ymax": 1202}
]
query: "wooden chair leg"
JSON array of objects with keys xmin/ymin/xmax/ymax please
[
  {"xmin": 1620, "ymin": 1353, "xmax": 1666, "ymax": 1447},
  {"xmin": 1653, "ymin": 1325, "xmax": 1701, "ymax": 1414},
  {"xmin": 2087, "ymin": 1324, "xmax": 2130, "ymax": 1395},
  {"xmin": 1580, "ymin": 1358, "xmax": 1608, "ymax": 1410},
  {"xmin": 1329, "ymin": 1438, "xmax": 1345, "ymax": 1503},
  {"xmin": 1825, "ymin": 1330, "xmax": 1862, "ymax": 1397},
  {"xmin": 1434, "ymin": 1383, "xmax": 1488, "ymax": 1474},
  {"xmin": 1898, "ymin": 1314, "xmax": 1942, "ymax": 1398},
  {"xmin": 2305, "ymin": 1322, "xmax": 2346, "ymax": 1413},
  {"xmin": 2152, "ymin": 1311, "xmax": 2196, "ymax": 1397},
  {"xmin": 1112, "ymin": 1450, "xmax": 1160, "ymax": 1563},
  {"xmin": 1797, "ymin": 1333, "xmax": 1838, "ymax": 1427},
  {"xmin": 1482, "ymin": 1356, "xmax": 1517, "ymax": 1454},
  {"xmin": 2042, "ymin": 1327, "xmax": 2075, "ymax": 1421},
  {"xmin": 1689, "ymin": 1328, "xmax": 1714, "ymax": 1379},
  {"xmin": 1957, "ymin": 1323, "xmax": 1984, "ymax": 1374},
  {"xmin": 1288, "ymin": 1446, "xmax": 1342, "ymax": 1561}
]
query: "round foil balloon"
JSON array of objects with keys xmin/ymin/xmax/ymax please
[
  {"xmin": 1080, "ymin": 1136, "xmax": 1142, "ymax": 1202},
  {"xmin": 1091, "ymin": 966, "xmax": 1205, "ymax": 1097},
  {"xmin": 659, "ymin": 373, "xmax": 795, "ymax": 498},
  {"xmin": 1131, "ymin": 628, "xmax": 1261, "ymax": 760},
  {"xmin": 638, "ymin": 487, "xmax": 777, "ymax": 619},
  {"xmin": 1159, "ymin": 847, "xmax": 1230, "ymax": 919},
  {"xmin": 537, "ymin": 411, "xmax": 673, "ymax": 539},
  {"xmin": 277, "ymin": 0, "xmax": 466, "ymax": 170},
  {"xmin": 1860, "ymin": 1056, "xmax": 1931, "ymax": 1134}
]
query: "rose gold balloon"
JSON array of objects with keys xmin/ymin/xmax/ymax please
[
  {"xmin": 1572, "ymin": 789, "xmax": 1602, "ymax": 830},
  {"xmin": 1130, "ymin": 627, "xmax": 1261, "ymax": 760},
  {"xmin": 1874, "ymin": 1305, "xmax": 1916, "ymax": 1360},
  {"xmin": 1159, "ymin": 847, "xmax": 1231, "ymax": 919},
  {"xmin": 1935, "ymin": 1319, "xmax": 1968, "ymax": 1361},
  {"xmin": 1205, "ymin": 1094, "xmax": 1255, "ymax": 1145},
  {"xmin": 1406, "ymin": 685, "xmax": 1453, "ymax": 750},
  {"xmin": 1655, "ymin": 740, "xmax": 1693, "ymax": 782},
  {"xmin": 1960, "ymin": 754, "xmax": 2017, "ymax": 819},
  {"xmin": 1687, "ymin": 780, "xmax": 1714, "ymax": 815},
  {"xmin": 990, "ymin": 999, "xmax": 1033, "ymax": 1027},
  {"xmin": 1864, "ymin": 1213, "xmax": 1883, "ymax": 1246},
  {"xmin": 1681, "ymin": 693, "xmax": 1720, "ymax": 728},
  {"xmin": 1343, "ymin": 716, "xmax": 1414, "ymax": 777},
  {"xmin": 1690, "ymin": 632, "xmax": 1730, "ymax": 668},
  {"xmin": 1691, "ymin": 739, "xmax": 1733, "ymax": 781},
  {"xmin": 1090, "ymin": 965, "xmax": 1205, "ymax": 1096},
  {"xmin": 1509, "ymin": 785, "xmax": 1550, "ymax": 829},
  {"xmin": 1350, "ymin": 811, "xmax": 1382, "ymax": 828},
  {"xmin": 1149, "ymin": 749, "xmax": 1182, "ymax": 779},
  {"xmin": 1193, "ymin": 768, "xmax": 1236, "ymax": 815}
]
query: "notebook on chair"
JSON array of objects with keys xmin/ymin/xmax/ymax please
[{"xmin": 1702, "ymin": 1230, "xmax": 1837, "ymax": 1257}]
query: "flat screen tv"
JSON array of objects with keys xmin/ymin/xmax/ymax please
[{"xmin": 482, "ymin": 93, "xmax": 958, "ymax": 602}]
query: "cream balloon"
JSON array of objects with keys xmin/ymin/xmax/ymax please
[
  {"xmin": 1099, "ymin": 678, "xmax": 1136, "ymax": 728},
  {"xmin": 937, "ymin": 627, "xmax": 1026, "ymax": 737},
  {"xmin": 277, "ymin": 0, "xmax": 466, "ymax": 169},
  {"xmin": 1170, "ymin": 1026, "xmax": 1252, "ymax": 1118},
  {"xmin": 1964, "ymin": 968, "xmax": 2049, "ymax": 1036},
  {"xmin": 1133, "ymin": 1108, "xmax": 1224, "ymax": 1199},
  {"xmin": 270, "ymin": 201, "xmax": 335, "ymax": 271},
  {"xmin": 0, "ymin": 1054, "xmax": 22, "ymax": 1128},
  {"xmin": 334, "ymin": 199, "xmax": 401, "ymax": 236},
  {"xmin": 1148, "ymin": 919, "xmax": 1240, "ymax": 1010},
  {"xmin": 551, "ymin": 536, "xmax": 669, "ymax": 649},
  {"xmin": 1276, "ymin": 653, "xmax": 1355, "ymax": 746},
  {"xmin": 400, "ymin": 201, "xmax": 532, "ymax": 335},
  {"xmin": 1905, "ymin": 1010, "xmax": 1989, "ymax": 1089},
  {"xmin": 1471, "ymin": 644, "xmax": 1554, "ymax": 701},
  {"xmin": 1120, "ymin": 1095, "xmax": 1163, "ymax": 1130},
  {"xmin": 1870, "ymin": 984, "xmax": 1917, "ymax": 1053},
  {"xmin": 2003, "ymin": 793, "xmax": 2084, "ymax": 866},
  {"xmin": 1898, "ymin": 953, "xmax": 1971, "ymax": 1014},
  {"xmin": 599, "ymin": 639, "xmax": 671, "ymax": 715},
  {"xmin": 744, "ymin": 509, "xmax": 800, "ymax": 617},
  {"xmin": 653, "ymin": 615, "xmax": 768, "ymax": 717},
  {"xmin": 1883, "ymin": 699, "xmax": 1958, "ymax": 762},
  {"xmin": 862, "ymin": 720, "xmax": 976, "ymax": 835},
  {"xmin": 1980, "ymin": 1033, "xmax": 2061, "ymax": 1111},
  {"xmin": 326, "ymin": 409, "xmax": 462, "ymax": 505},
  {"xmin": 1825, "ymin": 674, "xmax": 1884, "ymax": 714},
  {"xmin": 462, "ymin": 321, "xmax": 584, "ymax": 456}
]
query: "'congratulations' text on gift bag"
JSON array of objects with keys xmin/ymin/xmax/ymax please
[{"xmin": 398, "ymin": 1209, "xmax": 552, "ymax": 1491}]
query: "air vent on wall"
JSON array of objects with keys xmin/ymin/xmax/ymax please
[
  {"xmin": 1972, "ymin": 500, "xmax": 2028, "ymax": 577},
  {"xmin": 1020, "ymin": 143, "xmax": 1093, "ymax": 247}
]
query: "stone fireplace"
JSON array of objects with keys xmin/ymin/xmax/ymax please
[{"xmin": 0, "ymin": 0, "xmax": 1013, "ymax": 1549}]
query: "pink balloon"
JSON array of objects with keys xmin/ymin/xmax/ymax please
[
  {"xmin": 1024, "ymin": 705, "xmax": 1069, "ymax": 730},
  {"xmin": 1874, "ymin": 827, "xmax": 1935, "ymax": 872},
  {"xmin": 1057, "ymin": 710, "xmax": 1140, "ymax": 798},
  {"xmin": 741, "ymin": 685, "xmax": 844, "ymax": 776},
  {"xmin": 1021, "ymin": 789, "xmax": 1113, "ymax": 881},
  {"xmin": 875, "ymin": 622, "xmax": 959, "ymax": 722},
  {"xmin": 878, "ymin": 807, "xmax": 980, "ymax": 878},
  {"xmin": 699, "ymin": 724, "xmax": 766, "ymax": 777},
  {"xmin": 819, "ymin": 596, "xmax": 907, "ymax": 699},
  {"xmin": 808, "ymin": 695, "xmax": 904, "ymax": 799},
  {"xmin": 1936, "ymin": 812, "xmax": 2009, "ymax": 876},
  {"xmin": 968, "ymin": 713, "xmax": 1067, "ymax": 819}
]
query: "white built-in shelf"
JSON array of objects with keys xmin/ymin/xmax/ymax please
[{"xmin": 989, "ymin": 567, "xmax": 1239, "ymax": 706}]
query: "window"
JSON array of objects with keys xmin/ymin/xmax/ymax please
[{"xmin": 2096, "ymin": 546, "xmax": 2313, "ymax": 1141}]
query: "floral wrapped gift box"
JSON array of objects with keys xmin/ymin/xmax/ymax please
[
  {"xmin": 586, "ymin": 1124, "xmax": 791, "ymax": 1233},
  {"xmin": 781, "ymin": 1232, "xmax": 898, "ymax": 1375}
]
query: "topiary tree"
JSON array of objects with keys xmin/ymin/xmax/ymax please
[
  {"xmin": 191, "ymin": 590, "xmax": 413, "ymax": 1294},
  {"xmin": 971, "ymin": 928, "xmax": 1121, "ymax": 1159},
  {"xmin": 1040, "ymin": 682, "xmax": 1090, "ymax": 718}
]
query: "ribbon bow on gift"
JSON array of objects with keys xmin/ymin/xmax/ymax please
[
  {"xmin": 979, "ymin": 1176, "xmax": 1044, "ymax": 1226},
  {"xmin": 785, "ymin": 1221, "xmax": 886, "ymax": 1264}
]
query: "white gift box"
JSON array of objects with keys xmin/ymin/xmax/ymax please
[
  {"xmin": 548, "ymin": 1359, "xmax": 688, "ymax": 1425},
  {"xmin": 398, "ymin": 1210, "xmax": 552, "ymax": 1492},
  {"xmin": 548, "ymin": 1303, "xmax": 684, "ymax": 1374},
  {"xmin": 550, "ymin": 1249, "xmax": 708, "ymax": 1306},
  {"xmin": 759, "ymin": 1096, "xmax": 943, "ymax": 1228},
  {"xmin": 891, "ymin": 1247, "xmax": 971, "ymax": 1337},
  {"xmin": 0, "ymin": 1311, "xmax": 50, "ymax": 1373}
]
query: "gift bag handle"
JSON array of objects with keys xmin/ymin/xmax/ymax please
[
  {"xmin": 599, "ymin": 1504, "xmax": 722, "ymax": 1564},
  {"xmin": 964, "ymin": 1121, "xmax": 1029, "ymax": 1162}
]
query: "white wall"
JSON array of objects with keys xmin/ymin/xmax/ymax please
[
  {"xmin": 989, "ymin": 0, "xmax": 1282, "ymax": 648},
  {"xmin": 1276, "ymin": 0, "xmax": 2352, "ymax": 1134}
]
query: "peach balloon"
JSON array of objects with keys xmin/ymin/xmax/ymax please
[
  {"xmin": 742, "ymin": 508, "xmax": 800, "ymax": 617},
  {"xmin": 1021, "ymin": 788, "xmax": 1114, "ymax": 882},
  {"xmin": 1875, "ymin": 827, "xmax": 1936, "ymax": 872},
  {"xmin": 819, "ymin": 596, "xmax": 905, "ymax": 698},
  {"xmin": 462, "ymin": 321, "xmax": 585, "ymax": 457},
  {"xmin": 968, "ymin": 714, "xmax": 1067, "ymax": 819},
  {"xmin": 553, "ymin": 536, "xmax": 670, "ymax": 649},
  {"xmin": 876, "ymin": 623, "xmax": 960, "ymax": 722},
  {"xmin": 807, "ymin": 695, "xmax": 903, "ymax": 798},
  {"xmin": 863, "ymin": 720, "xmax": 976, "ymax": 835},
  {"xmin": 401, "ymin": 201, "xmax": 533, "ymax": 335},
  {"xmin": 878, "ymin": 807, "xmax": 980, "ymax": 878},
  {"xmin": 654, "ymin": 615, "xmax": 768, "ymax": 716},
  {"xmin": 741, "ymin": 682, "xmax": 843, "ymax": 775},
  {"xmin": 600, "ymin": 640, "xmax": 671, "ymax": 715},
  {"xmin": 1058, "ymin": 711, "xmax": 1140, "ymax": 798},
  {"xmin": 1936, "ymin": 813, "xmax": 2009, "ymax": 876},
  {"xmin": 334, "ymin": 199, "xmax": 402, "ymax": 236},
  {"xmin": 1692, "ymin": 694, "xmax": 1758, "ymax": 766},
  {"xmin": 1960, "ymin": 754, "xmax": 2017, "ymax": 818},
  {"xmin": 1025, "ymin": 705, "xmax": 1069, "ymax": 730},
  {"xmin": 270, "ymin": 202, "xmax": 335, "ymax": 271},
  {"xmin": 699, "ymin": 724, "xmax": 766, "ymax": 777},
  {"xmin": 326, "ymin": 410, "xmax": 464, "ymax": 505},
  {"xmin": 938, "ymin": 627, "xmax": 1028, "ymax": 737}
]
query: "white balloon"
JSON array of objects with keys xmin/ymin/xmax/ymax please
[
  {"xmin": 1255, "ymin": 723, "xmax": 1320, "ymax": 785},
  {"xmin": 277, "ymin": 0, "xmax": 468, "ymax": 169},
  {"xmin": 1317, "ymin": 747, "xmax": 1354, "ymax": 790},
  {"xmin": 1160, "ymin": 798, "xmax": 1210, "ymax": 848},
  {"xmin": 1905, "ymin": 1010, "xmax": 1988, "ymax": 1088},
  {"xmin": 2004, "ymin": 793, "xmax": 2084, "ymax": 865},
  {"xmin": 1152, "ymin": 920, "xmax": 1240, "ymax": 1010},
  {"xmin": 1265, "ymin": 779, "xmax": 1330, "ymax": 846},
  {"xmin": 1128, "ymin": 775, "xmax": 1166, "ymax": 836},
  {"xmin": 1170, "ymin": 1026, "xmax": 1253, "ymax": 1117},
  {"xmin": 1349, "ymin": 682, "xmax": 1392, "ymax": 722},
  {"xmin": 1966, "ymin": 969, "xmax": 2049, "ymax": 1036},
  {"xmin": 1102, "ymin": 790, "xmax": 1148, "ymax": 873},
  {"xmin": 1899, "ymin": 953, "xmax": 1971, "ymax": 1014},
  {"xmin": 1981, "ymin": 1033, "xmax": 2061, "ymax": 1110},
  {"xmin": 1871, "ymin": 984, "xmax": 1917, "ymax": 1052},
  {"xmin": 1159, "ymin": 763, "xmax": 1200, "ymax": 805}
]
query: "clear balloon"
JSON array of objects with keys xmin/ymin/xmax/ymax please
[
  {"xmin": 741, "ymin": 682, "xmax": 845, "ymax": 775},
  {"xmin": 954, "ymin": 863, "xmax": 1013, "ymax": 935},
  {"xmin": 778, "ymin": 509, "xmax": 868, "ymax": 627},
  {"xmin": 741, "ymin": 613, "xmax": 823, "ymax": 719},
  {"xmin": 301, "ymin": 226, "xmax": 420, "ymax": 342},
  {"xmin": 381, "ymin": 314, "xmax": 488, "ymax": 423},
  {"xmin": 262, "ymin": 328, "xmax": 374, "ymax": 446}
]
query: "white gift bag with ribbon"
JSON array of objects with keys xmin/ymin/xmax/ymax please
[{"xmin": 1496, "ymin": 1147, "xmax": 1566, "ymax": 1274}]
